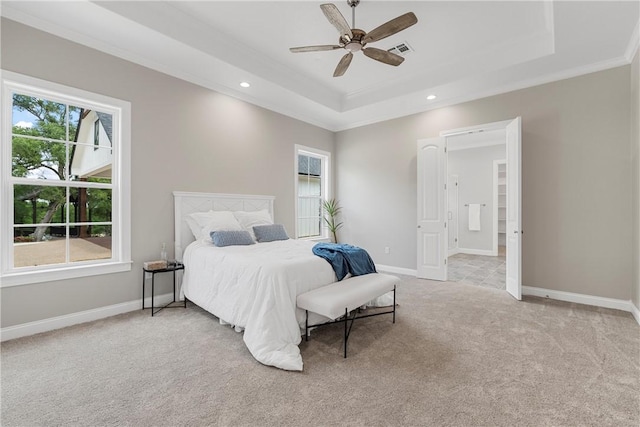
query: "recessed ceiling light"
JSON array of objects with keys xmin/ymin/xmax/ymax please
[
  {"xmin": 427, "ymin": 94, "xmax": 437, "ymax": 100},
  {"xmin": 240, "ymin": 82, "xmax": 251, "ymax": 88}
]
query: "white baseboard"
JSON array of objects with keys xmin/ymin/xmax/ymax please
[
  {"xmin": 1, "ymin": 293, "xmax": 177, "ymax": 342},
  {"xmin": 376, "ymin": 264, "xmax": 417, "ymax": 277},
  {"xmin": 448, "ymin": 248, "xmax": 459, "ymax": 257},
  {"xmin": 4, "ymin": 283, "xmax": 636, "ymax": 342},
  {"xmin": 457, "ymin": 248, "xmax": 496, "ymax": 256},
  {"xmin": 523, "ymin": 286, "xmax": 640, "ymax": 326},
  {"xmin": 631, "ymin": 301, "xmax": 640, "ymax": 325}
]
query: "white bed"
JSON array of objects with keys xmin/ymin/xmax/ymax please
[{"xmin": 173, "ymin": 191, "xmax": 337, "ymax": 371}]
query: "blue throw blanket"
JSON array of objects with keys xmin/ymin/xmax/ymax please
[{"xmin": 312, "ymin": 243, "xmax": 377, "ymax": 281}]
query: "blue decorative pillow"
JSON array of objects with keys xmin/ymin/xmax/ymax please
[
  {"xmin": 210, "ymin": 230, "xmax": 255, "ymax": 247},
  {"xmin": 253, "ymin": 224, "xmax": 289, "ymax": 243}
]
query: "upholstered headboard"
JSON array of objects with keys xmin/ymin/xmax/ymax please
[{"xmin": 173, "ymin": 191, "xmax": 275, "ymax": 261}]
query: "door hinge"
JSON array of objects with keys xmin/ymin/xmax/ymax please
[
  {"xmin": 444, "ymin": 183, "xmax": 447, "ymax": 190},
  {"xmin": 444, "ymin": 258, "xmax": 447, "ymax": 265},
  {"xmin": 455, "ymin": 238, "xmax": 458, "ymax": 242},
  {"xmin": 444, "ymin": 222, "xmax": 447, "ymax": 228},
  {"xmin": 444, "ymin": 146, "xmax": 447, "ymax": 153}
]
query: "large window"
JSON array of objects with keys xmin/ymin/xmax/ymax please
[
  {"xmin": 1, "ymin": 71, "xmax": 131, "ymax": 286},
  {"xmin": 295, "ymin": 145, "xmax": 330, "ymax": 239}
]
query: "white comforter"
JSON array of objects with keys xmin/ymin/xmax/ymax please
[{"xmin": 182, "ymin": 238, "xmax": 337, "ymax": 371}]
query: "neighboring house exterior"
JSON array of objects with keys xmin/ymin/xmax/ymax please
[
  {"xmin": 71, "ymin": 110, "xmax": 113, "ymax": 180},
  {"xmin": 68, "ymin": 110, "xmax": 113, "ymax": 237}
]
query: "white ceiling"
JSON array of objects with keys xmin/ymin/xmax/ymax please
[{"xmin": 2, "ymin": 1, "xmax": 638, "ymax": 131}]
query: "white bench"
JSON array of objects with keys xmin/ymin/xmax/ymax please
[{"xmin": 297, "ymin": 273, "xmax": 398, "ymax": 358}]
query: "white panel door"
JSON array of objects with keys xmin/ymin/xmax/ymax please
[
  {"xmin": 448, "ymin": 174, "xmax": 458, "ymax": 254},
  {"xmin": 417, "ymin": 137, "xmax": 447, "ymax": 280},
  {"xmin": 505, "ymin": 117, "xmax": 522, "ymax": 300}
]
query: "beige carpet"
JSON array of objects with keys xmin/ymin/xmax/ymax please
[{"xmin": 1, "ymin": 276, "xmax": 638, "ymax": 426}]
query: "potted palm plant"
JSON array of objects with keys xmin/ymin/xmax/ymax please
[{"xmin": 322, "ymin": 198, "xmax": 343, "ymax": 243}]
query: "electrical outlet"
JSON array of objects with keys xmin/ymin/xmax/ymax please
[{"xmin": 384, "ymin": 246, "xmax": 390, "ymax": 254}]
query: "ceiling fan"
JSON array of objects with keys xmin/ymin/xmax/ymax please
[{"xmin": 290, "ymin": 0, "xmax": 418, "ymax": 77}]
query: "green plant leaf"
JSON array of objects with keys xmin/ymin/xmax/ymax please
[{"xmin": 322, "ymin": 198, "xmax": 343, "ymax": 243}]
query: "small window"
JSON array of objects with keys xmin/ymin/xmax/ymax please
[
  {"xmin": 1, "ymin": 71, "xmax": 131, "ymax": 286},
  {"xmin": 295, "ymin": 145, "xmax": 330, "ymax": 239},
  {"xmin": 93, "ymin": 118, "xmax": 99, "ymax": 150}
]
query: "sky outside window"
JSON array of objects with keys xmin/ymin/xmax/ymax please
[{"xmin": 12, "ymin": 107, "xmax": 38, "ymax": 129}]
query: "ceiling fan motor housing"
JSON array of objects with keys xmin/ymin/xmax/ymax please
[{"xmin": 342, "ymin": 29, "xmax": 366, "ymax": 52}]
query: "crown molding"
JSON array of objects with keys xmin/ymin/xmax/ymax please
[
  {"xmin": 332, "ymin": 54, "xmax": 632, "ymax": 132},
  {"xmin": 625, "ymin": 19, "xmax": 640, "ymax": 62}
]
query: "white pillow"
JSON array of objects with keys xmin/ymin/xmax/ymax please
[
  {"xmin": 185, "ymin": 216, "xmax": 204, "ymax": 240},
  {"xmin": 233, "ymin": 209, "xmax": 273, "ymax": 240},
  {"xmin": 186, "ymin": 210, "xmax": 242, "ymax": 240}
]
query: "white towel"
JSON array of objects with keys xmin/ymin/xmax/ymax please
[{"xmin": 468, "ymin": 204, "xmax": 481, "ymax": 231}]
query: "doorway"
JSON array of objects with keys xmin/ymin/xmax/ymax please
[
  {"xmin": 446, "ymin": 133, "xmax": 506, "ymax": 289},
  {"xmin": 416, "ymin": 117, "xmax": 521, "ymax": 300}
]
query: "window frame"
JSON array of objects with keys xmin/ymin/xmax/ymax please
[
  {"xmin": 93, "ymin": 118, "xmax": 100, "ymax": 151},
  {"xmin": 294, "ymin": 144, "xmax": 331, "ymax": 240},
  {"xmin": 1, "ymin": 70, "xmax": 131, "ymax": 287}
]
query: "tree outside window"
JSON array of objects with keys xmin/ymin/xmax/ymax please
[
  {"xmin": 2, "ymin": 72, "xmax": 131, "ymax": 286},
  {"xmin": 11, "ymin": 94, "xmax": 113, "ymax": 268}
]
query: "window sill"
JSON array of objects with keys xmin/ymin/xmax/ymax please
[
  {"xmin": 1, "ymin": 261, "xmax": 132, "ymax": 287},
  {"xmin": 297, "ymin": 236, "xmax": 330, "ymax": 243}
]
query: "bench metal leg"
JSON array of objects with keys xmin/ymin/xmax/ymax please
[
  {"xmin": 304, "ymin": 289, "xmax": 397, "ymax": 359},
  {"xmin": 343, "ymin": 308, "xmax": 359, "ymax": 358},
  {"xmin": 344, "ymin": 308, "xmax": 348, "ymax": 358},
  {"xmin": 393, "ymin": 285, "xmax": 396, "ymax": 324}
]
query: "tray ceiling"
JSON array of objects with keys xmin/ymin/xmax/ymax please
[{"xmin": 2, "ymin": 1, "xmax": 638, "ymax": 131}]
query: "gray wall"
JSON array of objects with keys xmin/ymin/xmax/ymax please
[
  {"xmin": 449, "ymin": 144, "xmax": 506, "ymax": 252},
  {"xmin": 632, "ymin": 47, "xmax": 640, "ymax": 310},
  {"xmin": 1, "ymin": 18, "xmax": 637, "ymax": 329},
  {"xmin": 336, "ymin": 66, "xmax": 633, "ymax": 300},
  {"xmin": 0, "ymin": 19, "xmax": 335, "ymax": 327}
]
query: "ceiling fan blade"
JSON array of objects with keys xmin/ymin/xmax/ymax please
[
  {"xmin": 320, "ymin": 3, "xmax": 353, "ymax": 39},
  {"xmin": 333, "ymin": 52, "xmax": 353, "ymax": 77},
  {"xmin": 362, "ymin": 47, "xmax": 404, "ymax": 66},
  {"xmin": 362, "ymin": 12, "xmax": 418, "ymax": 44},
  {"xmin": 290, "ymin": 45, "xmax": 342, "ymax": 53}
]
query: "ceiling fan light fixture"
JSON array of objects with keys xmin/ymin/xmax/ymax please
[
  {"xmin": 345, "ymin": 42, "xmax": 362, "ymax": 52},
  {"xmin": 240, "ymin": 82, "xmax": 251, "ymax": 88}
]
